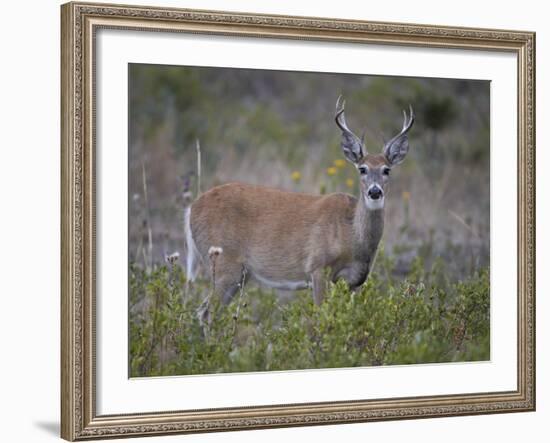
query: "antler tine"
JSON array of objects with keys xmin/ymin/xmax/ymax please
[
  {"xmin": 400, "ymin": 105, "xmax": 415, "ymax": 133},
  {"xmin": 385, "ymin": 105, "xmax": 415, "ymax": 149},
  {"xmin": 335, "ymin": 95, "xmax": 352, "ymax": 133},
  {"xmin": 405, "ymin": 104, "xmax": 415, "ymax": 132},
  {"xmin": 335, "ymin": 94, "xmax": 345, "ymax": 112}
]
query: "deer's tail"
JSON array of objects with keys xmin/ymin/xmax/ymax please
[{"xmin": 184, "ymin": 206, "xmax": 200, "ymax": 282}]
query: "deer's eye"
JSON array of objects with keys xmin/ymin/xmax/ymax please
[
  {"xmin": 383, "ymin": 167, "xmax": 391, "ymax": 176},
  {"xmin": 358, "ymin": 166, "xmax": 368, "ymax": 175}
]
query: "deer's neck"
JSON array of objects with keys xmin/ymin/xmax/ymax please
[{"xmin": 353, "ymin": 196, "xmax": 384, "ymax": 262}]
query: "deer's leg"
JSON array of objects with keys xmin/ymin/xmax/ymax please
[
  {"xmin": 217, "ymin": 270, "xmax": 246, "ymax": 305},
  {"xmin": 198, "ymin": 259, "xmax": 246, "ymax": 327},
  {"xmin": 311, "ymin": 268, "xmax": 327, "ymax": 306},
  {"xmin": 333, "ymin": 262, "xmax": 370, "ymax": 290}
]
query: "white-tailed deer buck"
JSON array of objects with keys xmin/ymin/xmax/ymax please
[{"xmin": 185, "ymin": 96, "xmax": 414, "ymax": 319}]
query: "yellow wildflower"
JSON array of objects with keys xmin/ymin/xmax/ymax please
[
  {"xmin": 333, "ymin": 159, "xmax": 346, "ymax": 168},
  {"xmin": 291, "ymin": 171, "xmax": 301, "ymax": 182},
  {"xmin": 346, "ymin": 178, "xmax": 354, "ymax": 189},
  {"xmin": 402, "ymin": 191, "xmax": 411, "ymax": 202},
  {"xmin": 327, "ymin": 166, "xmax": 338, "ymax": 176}
]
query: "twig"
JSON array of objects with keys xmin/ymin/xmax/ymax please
[
  {"xmin": 196, "ymin": 139, "xmax": 202, "ymax": 196},
  {"xmin": 231, "ymin": 266, "xmax": 248, "ymax": 347},
  {"xmin": 142, "ymin": 161, "xmax": 153, "ymax": 270},
  {"xmin": 141, "ymin": 288, "xmax": 161, "ymax": 375},
  {"xmin": 197, "ymin": 246, "xmax": 223, "ymax": 335},
  {"xmin": 448, "ymin": 209, "xmax": 478, "ymax": 238},
  {"xmin": 135, "ymin": 237, "xmax": 143, "ymax": 265}
]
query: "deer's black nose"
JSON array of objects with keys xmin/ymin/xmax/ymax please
[{"xmin": 368, "ymin": 186, "xmax": 383, "ymax": 200}]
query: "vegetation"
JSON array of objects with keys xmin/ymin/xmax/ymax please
[{"xmin": 129, "ymin": 252, "xmax": 489, "ymax": 377}]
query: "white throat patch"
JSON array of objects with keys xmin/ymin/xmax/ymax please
[{"xmin": 365, "ymin": 195, "xmax": 385, "ymax": 210}]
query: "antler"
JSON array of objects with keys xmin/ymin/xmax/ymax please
[
  {"xmin": 335, "ymin": 95, "xmax": 352, "ymax": 134},
  {"xmin": 335, "ymin": 95, "xmax": 365, "ymax": 164},
  {"xmin": 384, "ymin": 105, "xmax": 415, "ymax": 149}
]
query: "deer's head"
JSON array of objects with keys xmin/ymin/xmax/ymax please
[{"xmin": 335, "ymin": 96, "xmax": 414, "ymax": 210}]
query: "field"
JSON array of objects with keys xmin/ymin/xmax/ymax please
[{"xmin": 128, "ymin": 64, "xmax": 490, "ymax": 377}]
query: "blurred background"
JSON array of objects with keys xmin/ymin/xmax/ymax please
[{"xmin": 128, "ymin": 63, "xmax": 490, "ymax": 281}]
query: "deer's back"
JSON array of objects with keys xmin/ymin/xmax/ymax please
[{"xmin": 189, "ymin": 182, "xmax": 357, "ymax": 276}]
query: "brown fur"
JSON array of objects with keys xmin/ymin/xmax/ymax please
[{"xmin": 190, "ymin": 181, "xmax": 384, "ymax": 305}]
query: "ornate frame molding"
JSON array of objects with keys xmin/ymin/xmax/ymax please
[{"xmin": 61, "ymin": 2, "xmax": 535, "ymax": 440}]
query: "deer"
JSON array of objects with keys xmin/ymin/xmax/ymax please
[{"xmin": 185, "ymin": 96, "xmax": 414, "ymax": 322}]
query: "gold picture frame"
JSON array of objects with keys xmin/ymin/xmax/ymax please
[{"xmin": 61, "ymin": 1, "xmax": 536, "ymax": 440}]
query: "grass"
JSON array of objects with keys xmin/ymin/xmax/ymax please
[{"xmin": 129, "ymin": 251, "xmax": 490, "ymax": 377}]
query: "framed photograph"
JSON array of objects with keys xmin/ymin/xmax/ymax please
[{"xmin": 61, "ymin": 1, "xmax": 535, "ymax": 440}]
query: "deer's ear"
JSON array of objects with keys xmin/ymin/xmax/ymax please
[
  {"xmin": 340, "ymin": 132, "xmax": 364, "ymax": 164},
  {"xmin": 383, "ymin": 135, "xmax": 409, "ymax": 166}
]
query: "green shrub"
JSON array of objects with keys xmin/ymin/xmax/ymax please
[{"xmin": 129, "ymin": 256, "xmax": 489, "ymax": 377}]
